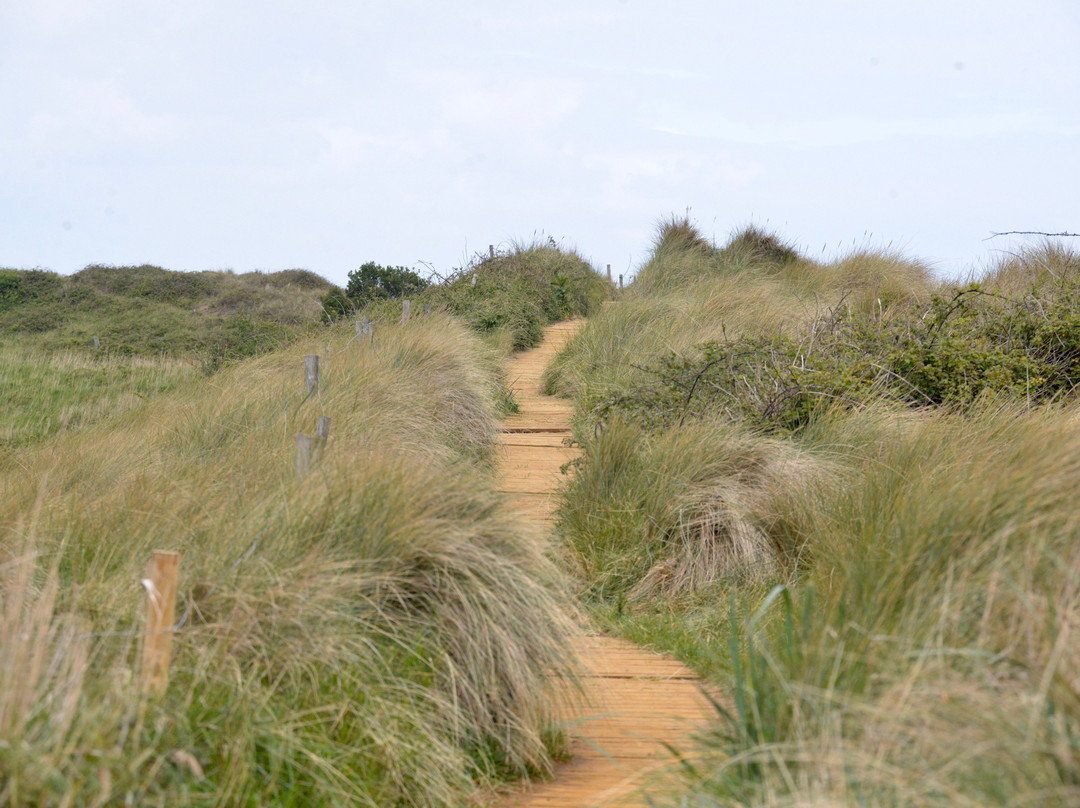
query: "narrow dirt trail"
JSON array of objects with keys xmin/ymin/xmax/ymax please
[{"xmin": 493, "ymin": 319, "xmax": 715, "ymax": 808}]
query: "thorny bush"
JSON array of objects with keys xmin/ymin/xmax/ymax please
[{"xmin": 596, "ymin": 276, "xmax": 1080, "ymax": 432}]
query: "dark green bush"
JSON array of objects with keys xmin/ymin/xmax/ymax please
[
  {"xmin": 346, "ymin": 262, "xmax": 428, "ymax": 303},
  {"xmin": 320, "ymin": 286, "xmax": 354, "ymax": 322}
]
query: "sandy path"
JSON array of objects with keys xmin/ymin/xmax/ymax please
[{"xmin": 493, "ymin": 319, "xmax": 714, "ymax": 808}]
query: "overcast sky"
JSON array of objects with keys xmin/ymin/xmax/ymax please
[{"xmin": 2, "ymin": 0, "xmax": 1078, "ymax": 286}]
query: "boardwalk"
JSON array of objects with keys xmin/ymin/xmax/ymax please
[{"xmin": 493, "ymin": 319, "xmax": 715, "ymax": 808}]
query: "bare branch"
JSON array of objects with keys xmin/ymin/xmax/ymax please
[{"xmin": 985, "ymin": 231, "xmax": 1080, "ymax": 240}]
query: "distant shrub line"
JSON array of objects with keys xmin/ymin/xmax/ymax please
[{"xmin": 0, "ymin": 264, "xmax": 334, "ymax": 363}]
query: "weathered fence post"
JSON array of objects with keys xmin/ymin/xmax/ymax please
[
  {"xmin": 489, "ymin": 244, "xmax": 495, "ymax": 259},
  {"xmin": 471, "ymin": 274, "xmax": 477, "ymax": 287},
  {"xmin": 304, "ymin": 355, "xmax": 319, "ymax": 395},
  {"xmin": 619, "ymin": 274, "xmax": 624, "ymax": 289},
  {"xmin": 93, "ymin": 336, "xmax": 101, "ymax": 350},
  {"xmin": 295, "ymin": 433, "xmax": 312, "ymax": 476},
  {"xmin": 314, "ymin": 416, "xmax": 330, "ymax": 463},
  {"xmin": 401, "ymin": 299, "xmax": 411, "ymax": 325},
  {"xmin": 357, "ymin": 315, "xmax": 374, "ymax": 346},
  {"xmin": 141, "ymin": 550, "xmax": 180, "ymax": 696}
]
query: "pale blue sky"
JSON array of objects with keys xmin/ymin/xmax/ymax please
[{"xmin": 2, "ymin": 0, "xmax": 1078, "ymax": 285}]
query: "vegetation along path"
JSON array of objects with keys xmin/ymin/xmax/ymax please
[{"xmin": 494, "ymin": 319, "xmax": 715, "ymax": 807}]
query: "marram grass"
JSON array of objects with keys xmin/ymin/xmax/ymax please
[
  {"xmin": 0, "ymin": 313, "xmax": 579, "ymax": 807},
  {"xmin": 551, "ymin": 220, "xmax": 1080, "ymax": 806}
]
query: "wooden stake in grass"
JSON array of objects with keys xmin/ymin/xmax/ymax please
[
  {"xmin": 607, "ymin": 264, "xmax": 612, "ymax": 282},
  {"xmin": 314, "ymin": 416, "xmax": 330, "ymax": 463},
  {"xmin": 304, "ymin": 354, "xmax": 319, "ymax": 395},
  {"xmin": 619, "ymin": 274, "xmax": 624, "ymax": 289},
  {"xmin": 401, "ymin": 299, "xmax": 411, "ymax": 325},
  {"xmin": 141, "ymin": 550, "xmax": 180, "ymax": 696},
  {"xmin": 93, "ymin": 336, "xmax": 101, "ymax": 350},
  {"xmin": 295, "ymin": 433, "xmax": 312, "ymax": 476},
  {"xmin": 357, "ymin": 315, "xmax": 374, "ymax": 346},
  {"xmin": 489, "ymin": 244, "xmax": 495, "ymax": 259}
]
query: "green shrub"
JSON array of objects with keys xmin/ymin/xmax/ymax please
[
  {"xmin": 0, "ymin": 269, "xmax": 63, "ymax": 312},
  {"xmin": 319, "ymin": 286, "xmax": 353, "ymax": 322},
  {"xmin": 346, "ymin": 262, "xmax": 428, "ymax": 303}
]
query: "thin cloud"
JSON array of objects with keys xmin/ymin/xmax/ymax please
[
  {"xmin": 652, "ymin": 110, "xmax": 1080, "ymax": 147},
  {"xmin": 26, "ymin": 79, "xmax": 175, "ymax": 148}
]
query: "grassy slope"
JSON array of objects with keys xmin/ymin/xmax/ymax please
[
  {"xmin": 0, "ymin": 264, "xmax": 342, "ymax": 452},
  {"xmin": 549, "ymin": 221, "xmax": 1080, "ymax": 806},
  {"xmin": 0, "ymin": 308, "xmax": 581, "ymax": 802},
  {"xmin": 0, "ymin": 264, "xmax": 335, "ymax": 356},
  {"xmin": 357, "ymin": 242, "xmax": 612, "ymax": 352}
]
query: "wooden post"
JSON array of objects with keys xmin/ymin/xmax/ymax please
[
  {"xmin": 471, "ymin": 274, "xmax": 477, "ymax": 287},
  {"xmin": 606, "ymin": 264, "xmax": 612, "ymax": 282},
  {"xmin": 93, "ymin": 336, "xmax": 101, "ymax": 350},
  {"xmin": 401, "ymin": 299, "xmax": 410, "ymax": 325},
  {"xmin": 357, "ymin": 315, "xmax": 374, "ymax": 346},
  {"xmin": 304, "ymin": 355, "xmax": 319, "ymax": 395},
  {"xmin": 295, "ymin": 433, "xmax": 312, "ymax": 476},
  {"xmin": 619, "ymin": 274, "xmax": 624, "ymax": 289},
  {"xmin": 314, "ymin": 416, "xmax": 330, "ymax": 463},
  {"xmin": 141, "ymin": 550, "xmax": 180, "ymax": 696},
  {"xmin": 489, "ymin": 244, "xmax": 495, "ymax": 259}
]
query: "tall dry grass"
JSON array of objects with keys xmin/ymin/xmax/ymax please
[
  {"xmin": 653, "ymin": 404, "xmax": 1080, "ymax": 806},
  {"xmin": 550, "ymin": 220, "xmax": 1080, "ymax": 804},
  {"xmin": 0, "ymin": 313, "xmax": 579, "ymax": 806},
  {"xmin": 542, "ymin": 221, "xmax": 932, "ymax": 421}
]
